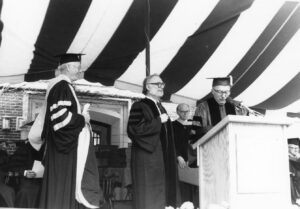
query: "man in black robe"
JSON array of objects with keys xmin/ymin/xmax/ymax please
[
  {"xmin": 38, "ymin": 53, "xmax": 102, "ymax": 209},
  {"xmin": 192, "ymin": 76, "xmax": 252, "ymax": 140},
  {"xmin": 288, "ymin": 137, "xmax": 300, "ymax": 205},
  {"xmin": 173, "ymin": 103, "xmax": 192, "ymax": 169},
  {"xmin": 127, "ymin": 74, "xmax": 179, "ymax": 209},
  {"xmin": 172, "ymin": 103, "xmax": 198, "ymax": 206}
]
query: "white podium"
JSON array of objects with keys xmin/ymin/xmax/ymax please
[{"xmin": 190, "ymin": 115, "xmax": 292, "ymax": 209}]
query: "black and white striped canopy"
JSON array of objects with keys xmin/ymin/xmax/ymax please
[{"xmin": 0, "ymin": 0, "xmax": 299, "ymax": 112}]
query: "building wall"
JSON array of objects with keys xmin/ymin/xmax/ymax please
[
  {"xmin": 0, "ymin": 90, "xmax": 25, "ymax": 154},
  {"xmin": 0, "ymin": 89, "xmax": 195, "ymax": 149},
  {"xmin": 1, "ymin": 89, "xmax": 132, "ymax": 148},
  {"xmin": 0, "ymin": 91, "xmax": 23, "ymax": 141},
  {"xmin": 76, "ymin": 93, "xmax": 131, "ymax": 147}
]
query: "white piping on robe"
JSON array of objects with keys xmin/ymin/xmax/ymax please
[
  {"xmin": 68, "ymin": 83, "xmax": 98, "ymax": 208},
  {"xmin": 50, "ymin": 101, "xmax": 72, "ymax": 112},
  {"xmin": 28, "ymin": 75, "xmax": 71, "ymax": 151},
  {"xmin": 51, "ymin": 108, "xmax": 67, "ymax": 121},
  {"xmin": 53, "ymin": 112, "xmax": 72, "ymax": 131}
]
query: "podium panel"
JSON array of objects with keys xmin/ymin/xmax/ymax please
[
  {"xmin": 235, "ymin": 135, "xmax": 281, "ymax": 193},
  {"xmin": 192, "ymin": 115, "xmax": 291, "ymax": 209}
]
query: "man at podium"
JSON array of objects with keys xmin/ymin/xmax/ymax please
[
  {"xmin": 192, "ymin": 76, "xmax": 252, "ymax": 139},
  {"xmin": 288, "ymin": 137, "xmax": 300, "ymax": 205}
]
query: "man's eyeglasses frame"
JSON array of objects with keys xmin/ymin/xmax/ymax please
[
  {"xmin": 213, "ymin": 88, "xmax": 230, "ymax": 95},
  {"xmin": 147, "ymin": 82, "xmax": 166, "ymax": 88}
]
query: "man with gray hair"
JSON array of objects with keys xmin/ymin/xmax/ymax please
[
  {"xmin": 127, "ymin": 74, "xmax": 179, "ymax": 209},
  {"xmin": 192, "ymin": 76, "xmax": 252, "ymax": 140},
  {"xmin": 173, "ymin": 103, "xmax": 191, "ymax": 169},
  {"xmin": 38, "ymin": 53, "xmax": 102, "ymax": 209},
  {"xmin": 173, "ymin": 103, "xmax": 198, "ymax": 206}
]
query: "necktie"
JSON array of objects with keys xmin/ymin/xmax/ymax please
[
  {"xmin": 156, "ymin": 102, "xmax": 166, "ymax": 114},
  {"xmin": 219, "ymin": 105, "xmax": 226, "ymax": 119}
]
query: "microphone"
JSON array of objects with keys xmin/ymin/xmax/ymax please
[
  {"xmin": 240, "ymin": 102, "xmax": 264, "ymax": 116},
  {"xmin": 227, "ymin": 98, "xmax": 263, "ymax": 116}
]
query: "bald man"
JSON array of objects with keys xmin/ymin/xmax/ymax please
[
  {"xmin": 173, "ymin": 103, "xmax": 192, "ymax": 169},
  {"xmin": 172, "ymin": 103, "xmax": 198, "ymax": 206}
]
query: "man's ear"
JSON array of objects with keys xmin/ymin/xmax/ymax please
[{"xmin": 145, "ymin": 83, "xmax": 150, "ymax": 92}]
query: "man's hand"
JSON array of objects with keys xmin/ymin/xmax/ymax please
[
  {"xmin": 82, "ymin": 103, "xmax": 90, "ymax": 113},
  {"xmin": 82, "ymin": 103, "xmax": 91, "ymax": 123},
  {"xmin": 25, "ymin": 170, "xmax": 36, "ymax": 178},
  {"xmin": 160, "ymin": 113, "xmax": 169, "ymax": 123},
  {"xmin": 82, "ymin": 112, "xmax": 90, "ymax": 123},
  {"xmin": 177, "ymin": 156, "xmax": 187, "ymax": 169}
]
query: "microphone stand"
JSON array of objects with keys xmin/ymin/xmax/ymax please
[{"xmin": 227, "ymin": 98, "xmax": 264, "ymax": 117}]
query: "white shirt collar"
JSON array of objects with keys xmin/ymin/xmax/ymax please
[
  {"xmin": 57, "ymin": 74, "xmax": 71, "ymax": 83},
  {"xmin": 146, "ymin": 95, "xmax": 160, "ymax": 104}
]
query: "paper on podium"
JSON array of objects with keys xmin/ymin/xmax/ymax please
[{"xmin": 32, "ymin": 160, "xmax": 44, "ymax": 178}]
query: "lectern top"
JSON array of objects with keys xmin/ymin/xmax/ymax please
[{"xmin": 192, "ymin": 115, "xmax": 292, "ymax": 149}]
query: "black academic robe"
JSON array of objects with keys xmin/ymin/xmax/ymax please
[
  {"xmin": 39, "ymin": 76, "xmax": 101, "ymax": 209},
  {"xmin": 172, "ymin": 120, "xmax": 199, "ymax": 205},
  {"xmin": 172, "ymin": 120, "xmax": 191, "ymax": 162},
  {"xmin": 192, "ymin": 96, "xmax": 249, "ymax": 140},
  {"xmin": 127, "ymin": 98, "xmax": 179, "ymax": 209},
  {"xmin": 290, "ymin": 160, "xmax": 300, "ymax": 204}
]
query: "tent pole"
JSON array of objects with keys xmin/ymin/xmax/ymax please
[{"xmin": 145, "ymin": 0, "xmax": 150, "ymax": 76}]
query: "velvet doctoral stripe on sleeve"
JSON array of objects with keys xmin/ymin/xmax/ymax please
[
  {"xmin": 47, "ymin": 81, "xmax": 85, "ymax": 153},
  {"xmin": 127, "ymin": 100, "xmax": 162, "ymax": 153}
]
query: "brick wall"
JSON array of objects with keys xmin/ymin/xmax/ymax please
[
  {"xmin": 0, "ymin": 90, "xmax": 23, "ymax": 143},
  {"xmin": 0, "ymin": 90, "xmax": 25, "ymax": 154}
]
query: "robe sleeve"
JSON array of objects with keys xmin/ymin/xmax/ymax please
[
  {"xmin": 47, "ymin": 81, "xmax": 85, "ymax": 153},
  {"xmin": 191, "ymin": 103, "xmax": 212, "ymax": 143},
  {"xmin": 127, "ymin": 101, "xmax": 162, "ymax": 153},
  {"xmin": 172, "ymin": 123, "xmax": 181, "ymax": 157},
  {"xmin": 235, "ymin": 104, "xmax": 250, "ymax": 116}
]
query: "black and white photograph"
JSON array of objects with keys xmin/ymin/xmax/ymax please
[{"xmin": 0, "ymin": 0, "xmax": 299, "ymax": 209}]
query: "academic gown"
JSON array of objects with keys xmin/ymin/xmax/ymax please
[
  {"xmin": 39, "ymin": 75, "xmax": 102, "ymax": 209},
  {"xmin": 172, "ymin": 120, "xmax": 198, "ymax": 206},
  {"xmin": 192, "ymin": 96, "xmax": 249, "ymax": 140},
  {"xmin": 172, "ymin": 120, "xmax": 191, "ymax": 162},
  {"xmin": 290, "ymin": 160, "xmax": 300, "ymax": 204},
  {"xmin": 127, "ymin": 98, "xmax": 179, "ymax": 209}
]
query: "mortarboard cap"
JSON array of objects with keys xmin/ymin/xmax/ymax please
[
  {"xmin": 288, "ymin": 138, "xmax": 300, "ymax": 145},
  {"xmin": 208, "ymin": 75, "xmax": 233, "ymax": 87},
  {"xmin": 55, "ymin": 53, "xmax": 84, "ymax": 65}
]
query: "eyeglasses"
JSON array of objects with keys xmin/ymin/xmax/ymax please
[
  {"xmin": 178, "ymin": 110, "xmax": 189, "ymax": 113},
  {"xmin": 213, "ymin": 88, "xmax": 230, "ymax": 95},
  {"xmin": 147, "ymin": 82, "xmax": 166, "ymax": 88}
]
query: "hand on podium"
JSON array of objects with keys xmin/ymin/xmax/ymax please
[{"xmin": 177, "ymin": 156, "xmax": 187, "ymax": 168}]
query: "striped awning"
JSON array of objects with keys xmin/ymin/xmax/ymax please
[{"xmin": 0, "ymin": 0, "xmax": 299, "ymax": 112}]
